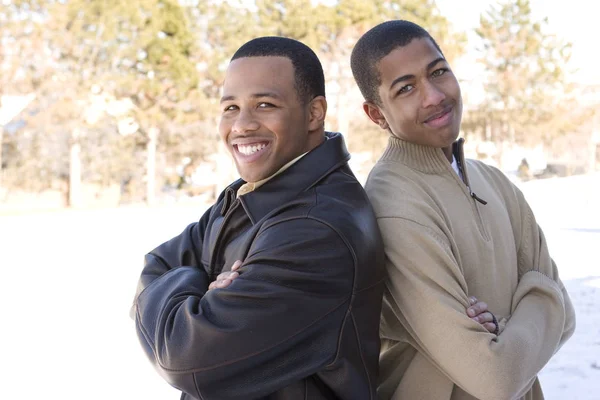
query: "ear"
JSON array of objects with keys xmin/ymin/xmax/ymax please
[
  {"xmin": 307, "ymin": 96, "xmax": 327, "ymax": 131},
  {"xmin": 363, "ymin": 102, "xmax": 388, "ymax": 130}
]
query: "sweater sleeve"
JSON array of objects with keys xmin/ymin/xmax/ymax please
[{"xmin": 378, "ymin": 215, "xmax": 568, "ymax": 400}]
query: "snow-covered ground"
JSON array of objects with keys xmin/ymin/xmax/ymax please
[
  {"xmin": 0, "ymin": 173, "xmax": 598, "ymax": 399},
  {"xmin": 519, "ymin": 174, "xmax": 600, "ymax": 400}
]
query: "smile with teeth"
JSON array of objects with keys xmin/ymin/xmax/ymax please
[{"xmin": 236, "ymin": 143, "xmax": 268, "ymax": 156}]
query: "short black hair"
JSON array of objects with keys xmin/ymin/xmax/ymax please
[
  {"xmin": 231, "ymin": 36, "xmax": 325, "ymax": 104},
  {"xmin": 351, "ymin": 20, "xmax": 443, "ymax": 105}
]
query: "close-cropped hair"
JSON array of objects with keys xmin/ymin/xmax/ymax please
[
  {"xmin": 232, "ymin": 36, "xmax": 326, "ymax": 104},
  {"xmin": 351, "ymin": 20, "xmax": 443, "ymax": 104}
]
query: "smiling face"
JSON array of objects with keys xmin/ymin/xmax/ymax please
[
  {"xmin": 363, "ymin": 37, "xmax": 463, "ymax": 154},
  {"xmin": 219, "ymin": 56, "xmax": 325, "ymax": 183}
]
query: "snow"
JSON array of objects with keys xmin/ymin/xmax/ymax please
[
  {"xmin": 0, "ymin": 173, "xmax": 598, "ymax": 399},
  {"xmin": 520, "ymin": 174, "xmax": 600, "ymax": 399}
]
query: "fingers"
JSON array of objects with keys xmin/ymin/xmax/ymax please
[
  {"xmin": 482, "ymin": 322, "xmax": 497, "ymax": 333},
  {"xmin": 216, "ymin": 278, "xmax": 234, "ymax": 288},
  {"xmin": 208, "ymin": 276, "xmax": 235, "ymax": 291},
  {"xmin": 472, "ymin": 311, "xmax": 493, "ymax": 324},
  {"xmin": 231, "ymin": 260, "xmax": 243, "ymax": 271},
  {"xmin": 208, "ymin": 260, "xmax": 244, "ymax": 291},
  {"xmin": 467, "ymin": 297, "xmax": 498, "ymax": 333},
  {"xmin": 216, "ymin": 271, "xmax": 239, "ymax": 281},
  {"xmin": 467, "ymin": 300, "xmax": 488, "ymax": 317}
]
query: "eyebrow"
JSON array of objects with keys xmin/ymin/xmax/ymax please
[
  {"xmin": 389, "ymin": 57, "xmax": 447, "ymax": 90},
  {"xmin": 220, "ymin": 92, "xmax": 282, "ymax": 103}
]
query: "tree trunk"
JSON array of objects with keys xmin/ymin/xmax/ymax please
[
  {"xmin": 69, "ymin": 128, "xmax": 82, "ymax": 208},
  {"xmin": 146, "ymin": 126, "xmax": 158, "ymax": 206}
]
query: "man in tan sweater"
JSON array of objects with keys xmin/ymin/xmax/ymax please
[{"xmin": 350, "ymin": 20, "xmax": 576, "ymax": 400}]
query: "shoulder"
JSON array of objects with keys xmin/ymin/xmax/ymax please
[
  {"xmin": 309, "ymin": 174, "xmax": 382, "ymax": 255},
  {"xmin": 366, "ymin": 160, "xmax": 426, "ymax": 197},
  {"xmin": 308, "ymin": 166, "xmax": 376, "ymax": 225},
  {"xmin": 466, "ymin": 159, "xmax": 525, "ymax": 204},
  {"xmin": 259, "ymin": 171, "xmax": 372, "ymax": 253},
  {"xmin": 467, "ymin": 159, "xmax": 510, "ymax": 182},
  {"xmin": 262, "ymin": 171, "xmax": 384, "ymax": 282},
  {"xmin": 365, "ymin": 160, "xmax": 444, "ymax": 224}
]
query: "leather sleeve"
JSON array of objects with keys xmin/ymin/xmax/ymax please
[
  {"xmin": 134, "ymin": 217, "xmax": 355, "ymax": 400},
  {"xmin": 135, "ymin": 207, "xmax": 213, "ymax": 297},
  {"xmin": 130, "ymin": 207, "xmax": 212, "ymax": 322}
]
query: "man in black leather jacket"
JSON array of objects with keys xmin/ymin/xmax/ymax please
[{"xmin": 132, "ymin": 36, "xmax": 385, "ymax": 400}]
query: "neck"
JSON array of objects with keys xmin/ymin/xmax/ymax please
[
  {"xmin": 306, "ymin": 130, "xmax": 326, "ymax": 152},
  {"xmin": 442, "ymin": 146, "xmax": 453, "ymax": 163}
]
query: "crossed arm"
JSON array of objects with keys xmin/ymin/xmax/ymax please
[
  {"xmin": 133, "ymin": 217, "xmax": 360, "ymax": 399},
  {"xmin": 212, "ymin": 261, "xmax": 498, "ymax": 333},
  {"xmin": 377, "ymin": 198, "xmax": 575, "ymax": 400}
]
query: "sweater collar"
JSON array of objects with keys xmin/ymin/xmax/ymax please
[{"xmin": 380, "ymin": 136, "xmax": 464, "ymax": 174}]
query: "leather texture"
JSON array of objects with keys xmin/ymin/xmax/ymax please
[{"xmin": 134, "ymin": 132, "xmax": 385, "ymax": 400}]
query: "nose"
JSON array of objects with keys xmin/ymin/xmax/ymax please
[
  {"xmin": 231, "ymin": 108, "xmax": 260, "ymax": 135},
  {"xmin": 421, "ymin": 81, "xmax": 445, "ymax": 108}
]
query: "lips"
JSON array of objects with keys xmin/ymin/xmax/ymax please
[{"xmin": 423, "ymin": 105, "xmax": 453, "ymax": 128}]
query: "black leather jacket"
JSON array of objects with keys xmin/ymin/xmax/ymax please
[{"xmin": 133, "ymin": 132, "xmax": 385, "ymax": 400}]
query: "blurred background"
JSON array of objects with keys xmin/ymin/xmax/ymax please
[{"xmin": 0, "ymin": 0, "xmax": 598, "ymax": 399}]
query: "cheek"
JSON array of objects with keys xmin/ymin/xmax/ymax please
[
  {"xmin": 445, "ymin": 77, "xmax": 461, "ymax": 99},
  {"xmin": 266, "ymin": 116, "xmax": 292, "ymax": 140},
  {"xmin": 390, "ymin": 109, "xmax": 413, "ymax": 129},
  {"xmin": 384, "ymin": 98, "xmax": 416, "ymax": 128},
  {"xmin": 218, "ymin": 118, "xmax": 230, "ymax": 140}
]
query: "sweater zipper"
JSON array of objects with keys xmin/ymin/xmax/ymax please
[{"xmin": 455, "ymin": 140, "xmax": 490, "ymax": 240}]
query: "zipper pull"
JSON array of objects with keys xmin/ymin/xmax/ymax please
[{"xmin": 470, "ymin": 190, "xmax": 488, "ymax": 205}]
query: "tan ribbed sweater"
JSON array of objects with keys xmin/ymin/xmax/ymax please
[{"xmin": 366, "ymin": 137, "xmax": 576, "ymax": 400}]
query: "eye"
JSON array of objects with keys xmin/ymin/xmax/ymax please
[
  {"xmin": 431, "ymin": 68, "xmax": 449, "ymax": 78},
  {"xmin": 258, "ymin": 102, "xmax": 275, "ymax": 108},
  {"xmin": 223, "ymin": 104, "xmax": 238, "ymax": 112},
  {"xmin": 397, "ymin": 84, "xmax": 414, "ymax": 96}
]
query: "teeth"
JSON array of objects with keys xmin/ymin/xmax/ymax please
[{"xmin": 238, "ymin": 143, "xmax": 267, "ymax": 155}]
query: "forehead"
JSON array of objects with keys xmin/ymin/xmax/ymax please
[
  {"xmin": 376, "ymin": 38, "xmax": 445, "ymax": 83},
  {"xmin": 222, "ymin": 56, "xmax": 295, "ymax": 97}
]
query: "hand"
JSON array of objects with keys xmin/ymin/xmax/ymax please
[
  {"xmin": 466, "ymin": 296, "xmax": 498, "ymax": 334},
  {"xmin": 208, "ymin": 260, "xmax": 242, "ymax": 291}
]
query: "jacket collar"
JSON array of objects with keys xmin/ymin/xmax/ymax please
[
  {"xmin": 221, "ymin": 132, "xmax": 350, "ymax": 223},
  {"xmin": 380, "ymin": 136, "xmax": 465, "ymax": 174}
]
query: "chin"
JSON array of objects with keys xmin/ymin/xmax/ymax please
[
  {"xmin": 445, "ymin": 127, "xmax": 460, "ymax": 144},
  {"xmin": 236, "ymin": 167, "xmax": 253, "ymax": 183},
  {"xmin": 239, "ymin": 170, "xmax": 268, "ymax": 183}
]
